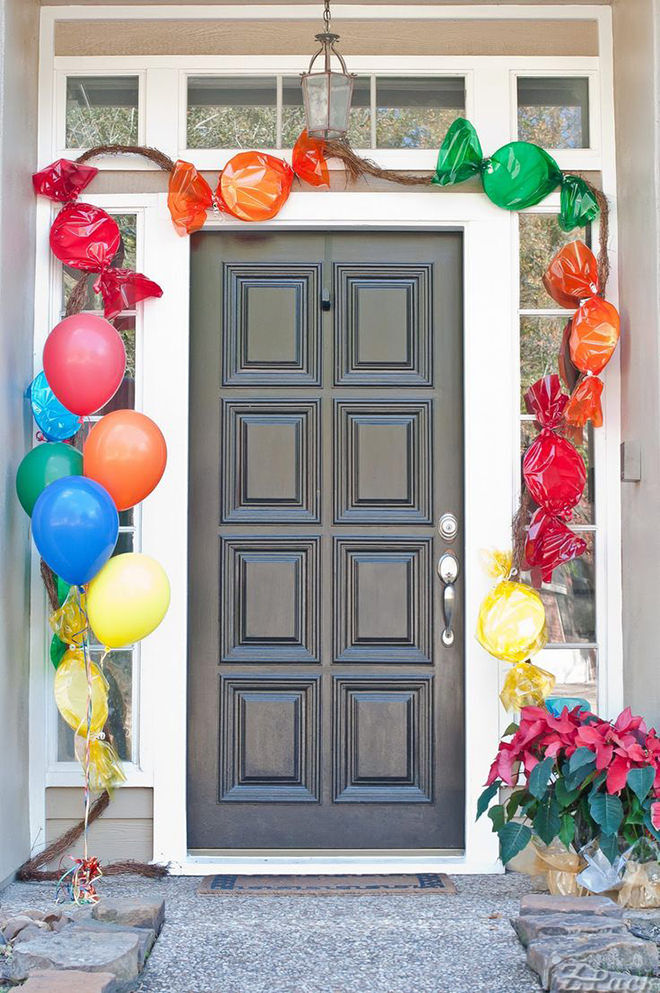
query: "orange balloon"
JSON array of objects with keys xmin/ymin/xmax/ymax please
[
  {"xmin": 216, "ymin": 152, "xmax": 294, "ymax": 222},
  {"xmin": 569, "ymin": 297, "xmax": 620, "ymax": 375},
  {"xmin": 83, "ymin": 410, "xmax": 167, "ymax": 511}
]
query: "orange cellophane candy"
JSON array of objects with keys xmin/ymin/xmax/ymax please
[
  {"xmin": 167, "ymin": 160, "xmax": 214, "ymax": 236},
  {"xmin": 543, "ymin": 241, "xmax": 600, "ymax": 308},
  {"xmin": 292, "ymin": 130, "xmax": 330, "ymax": 188},
  {"xmin": 217, "ymin": 152, "xmax": 294, "ymax": 222},
  {"xmin": 569, "ymin": 297, "xmax": 620, "ymax": 375},
  {"xmin": 565, "ymin": 376, "xmax": 604, "ymax": 428}
]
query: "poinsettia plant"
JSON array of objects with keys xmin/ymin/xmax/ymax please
[{"xmin": 479, "ymin": 706, "xmax": 660, "ymax": 866}]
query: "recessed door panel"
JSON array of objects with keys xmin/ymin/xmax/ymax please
[{"xmin": 188, "ymin": 231, "xmax": 464, "ymax": 852}]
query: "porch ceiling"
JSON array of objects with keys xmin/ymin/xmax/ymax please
[{"xmin": 41, "ymin": 0, "xmax": 612, "ymax": 6}]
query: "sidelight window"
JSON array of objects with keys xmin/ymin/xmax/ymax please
[
  {"xmin": 56, "ymin": 211, "xmax": 140, "ymax": 765},
  {"xmin": 518, "ymin": 212, "xmax": 598, "ymax": 710}
]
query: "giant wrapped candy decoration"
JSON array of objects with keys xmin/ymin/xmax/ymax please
[
  {"xmin": 433, "ymin": 119, "xmax": 599, "ymax": 230},
  {"xmin": 522, "ymin": 375, "xmax": 587, "ymax": 584},
  {"xmin": 167, "ymin": 159, "xmax": 215, "ymax": 236},
  {"xmin": 543, "ymin": 242, "xmax": 620, "ymax": 428},
  {"xmin": 292, "ymin": 130, "xmax": 330, "ymax": 188},
  {"xmin": 500, "ymin": 661, "xmax": 556, "ymax": 711},
  {"xmin": 217, "ymin": 151, "xmax": 294, "ymax": 222},
  {"xmin": 34, "ymin": 160, "xmax": 163, "ymax": 320}
]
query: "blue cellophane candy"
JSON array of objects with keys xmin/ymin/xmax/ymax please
[{"xmin": 28, "ymin": 371, "xmax": 79, "ymax": 441}]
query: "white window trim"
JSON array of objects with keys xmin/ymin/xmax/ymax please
[{"xmin": 31, "ymin": 3, "xmax": 621, "ymax": 875}]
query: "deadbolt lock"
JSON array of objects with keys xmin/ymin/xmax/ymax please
[{"xmin": 438, "ymin": 513, "xmax": 458, "ymax": 540}]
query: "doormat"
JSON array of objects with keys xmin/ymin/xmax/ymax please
[{"xmin": 198, "ymin": 873, "xmax": 456, "ymax": 896}]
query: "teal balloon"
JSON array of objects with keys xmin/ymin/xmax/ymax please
[
  {"xmin": 28, "ymin": 371, "xmax": 79, "ymax": 442},
  {"xmin": 16, "ymin": 442, "xmax": 83, "ymax": 516},
  {"xmin": 482, "ymin": 142, "xmax": 562, "ymax": 210}
]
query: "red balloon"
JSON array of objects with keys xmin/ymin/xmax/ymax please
[{"xmin": 43, "ymin": 314, "xmax": 126, "ymax": 417}]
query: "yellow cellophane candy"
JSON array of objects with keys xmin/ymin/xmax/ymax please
[
  {"xmin": 480, "ymin": 548, "xmax": 513, "ymax": 581},
  {"xmin": 500, "ymin": 661, "xmax": 556, "ymax": 711},
  {"xmin": 50, "ymin": 589, "xmax": 87, "ymax": 647},
  {"xmin": 74, "ymin": 735, "xmax": 126, "ymax": 794},
  {"xmin": 476, "ymin": 579, "xmax": 547, "ymax": 663},
  {"xmin": 54, "ymin": 649, "xmax": 108, "ymax": 736}
]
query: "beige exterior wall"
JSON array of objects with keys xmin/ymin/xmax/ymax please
[
  {"xmin": 45, "ymin": 789, "xmax": 154, "ymax": 865},
  {"xmin": 614, "ymin": 0, "xmax": 660, "ymax": 725},
  {"xmin": 0, "ymin": 0, "xmax": 39, "ymax": 885}
]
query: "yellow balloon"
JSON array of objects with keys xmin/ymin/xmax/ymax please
[
  {"xmin": 87, "ymin": 552, "xmax": 170, "ymax": 648},
  {"xmin": 476, "ymin": 580, "xmax": 547, "ymax": 664},
  {"xmin": 499, "ymin": 661, "xmax": 556, "ymax": 711},
  {"xmin": 54, "ymin": 650, "xmax": 108, "ymax": 736}
]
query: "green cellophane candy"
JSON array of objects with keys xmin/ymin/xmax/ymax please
[
  {"xmin": 56, "ymin": 575, "xmax": 70, "ymax": 606},
  {"xmin": 50, "ymin": 633, "xmax": 67, "ymax": 669},
  {"xmin": 482, "ymin": 142, "xmax": 563, "ymax": 210},
  {"xmin": 433, "ymin": 118, "xmax": 483, "ymax": 186},
  {"xmin": 559, "ymin": 174, "xmax": 600, "ymax": 231}
]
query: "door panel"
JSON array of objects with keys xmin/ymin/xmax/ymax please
[{"xmin": 188, "ymin": 231, "xmax": 464, "ymax": 851}]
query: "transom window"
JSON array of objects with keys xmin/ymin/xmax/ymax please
[
  {"xmin": 65, "ymin": 75, "xmax": 139, "ymax": 148},
  {"xmin": 517, "ymin": 76, "xmax": 590, "ymax": 149}
]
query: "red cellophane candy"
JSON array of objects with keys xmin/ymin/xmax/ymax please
[
  {"xmin": 522, "ymin": 375, "xmax": 587, "ymax": 583},
  {"xmin": 49, "ymin": 203, "xmax": 162, "ymax": 320},
  {"xmin": 543, "ymin": 241, "xmax": 600, "ymax": 308},
  {"xmin": 569, "ymin": 296, "xmax": 620, "ymax": 375},
  {"xmin": 217, "ymin": 152, "xmax": 294, "ymax": 222},
  {"xmin": 167, "ymin": 159, "xmax": 214, "ymax": 236},
  {"xmin": 32, "ymin": 159, "xmax": 98, "ymax": 203},
  {"xmin": 525, "ymin": 507, "xmax": 587, "ymax": 585},
  {"xmin": 523, "ymin": 376, "xmax": 586, "ymax": 517},
  {"xmin": 292, "ymin": 130, "xmax": 330, "ymax": 188},
  {"xmin": 565, "ymin": 375, "xmax": 604, "ymax": 428}
]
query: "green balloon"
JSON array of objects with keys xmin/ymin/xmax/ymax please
[
  {"xmin": 482, "ymin": 142, "xmax": 562, "ymax": 210},
  {"xmin": 16, "ymin": 442, "xmax": 83, "ymax": 516},
  {"xmin": 50, "ymin": 633, "xmax": 67, "ymax": 669}
]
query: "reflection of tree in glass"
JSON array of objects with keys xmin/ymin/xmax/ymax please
[
  {"xmin": 66, "ymin": 105, "xmax": 138, "ymax": 149},
  {"xmin": 518, "ymin": 106, "xmax": 583, "ymax": 149},
  {"xmin": 104, "ymin": 652, "xmax": 133, "ymax": 762},
  {"xmin": 376, "ymin": 107, "xmax": 460, "ymax": 149},
  {"xmin": 519, "ymin": 316, "xmax": 568, "ymax": 409},
  {"xmin": 519, "ymin": 214, "xmax": 585, "ymax": 310},
  {"xmin": 187, "ymin": 106, "xmax": 277, "ymax": 149}
]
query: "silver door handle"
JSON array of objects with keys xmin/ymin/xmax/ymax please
[{"xmin": 437, "ymin": 553, "xmax": 459, "ymax": 647}]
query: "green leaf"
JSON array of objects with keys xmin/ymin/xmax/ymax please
[
  {"xmin": 498, "ymin": 822, "xmax": 532, "ymax": 865},
  {"xmin": 476, "ymin": 782, "xmax": 500, "ymax": 821},
  {"xmin": 528, "ymin": 757, "xmax": 554, "ymax": 800},
  {"xmin": 644, "ymin": 811, "xmax": 660, "ymax": 842},
  {"xmin": 555, "ymin": 777, "xmax": 581, "ymax": 809},
  {"xmin": 628, "ymin": 794, "xmax": 646, "ymax": 825},
  {"xmin": 623, "ymin": 822, "xmax": 640, "ymax": 846},
  {"xmin": 534, "ymin": 797, "xmax": 562, "ymax": 846},
  {"xmin": 503, "ymin": 722, "xmax": 519, "ymax": 737},
  {"xmin": 568, "ymin": 747, "xmax": 596, "ymax": 774},
  {"xmin": 559, "ymin": 812, "xmax": 575, "ymax": 849},
  {"xmin": 627, "ymin": 766, "xmax": 655, "ymax": 803},
  {"xmin": 589, "ymin": 792, "xmax": 624, "ymax": 836},
  {"xmin": 488, "ymin": 804, "xmax": 505, "ymax": 832},
  {"xmin": 588, "ymin": 772, "xmax": 607, "ymax": 796},
  {"xmin": 506, "ymin": 789, "xmax": 528, "ymax": 820},
  {"xmin": 565, "ymin": 761, "xmax": 597, "ymax": 792},
  {"xmin": 598, "ymin": 832, "xmax": 620, "ymax": 866}
]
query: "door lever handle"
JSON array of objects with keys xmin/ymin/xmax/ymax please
[{"xmin": 437, "ymin": 553, "xmax": 459, "ymax": 647}]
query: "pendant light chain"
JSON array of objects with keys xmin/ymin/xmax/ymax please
[{"xmin": 323, "ymin": 0, "xmax": 332, "ymax": 32}]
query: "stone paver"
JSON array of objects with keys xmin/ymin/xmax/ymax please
[
  {"xmin": 70, "ymin": 918, "xmax": 157, "ymax": 968},
  {"xmin": 550, "ymin": 962, "xmax": 660, "ymax": 992},
  {"xmin": 17, "ymin": 968, "xmax": 117, "ymax": 993},
  {"xmin": 513, "ymin": 913, "xmax": 628, "ymax": 947},
  {"xmin": 11, "ymin": 928, "xmax": 142, "ymax": 992},
  {"xmin": 93, "ymin": 898, "xmax": 165, "ymax": 936},
  {"xmin": 521, "ymin": 894, "xmax": 625, "ymax": 918},
  {"xmin": 527, "ymin": 934, "xmax": 659, "ymax": 989}
]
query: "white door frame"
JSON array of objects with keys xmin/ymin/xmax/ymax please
[{"xmin": 30, "ymin": 3, "xmax": 621, "ymax": 874}]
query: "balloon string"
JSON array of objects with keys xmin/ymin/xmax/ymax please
[{"xmin": 76, "ymin": 585, "xmax": 93, "ymax": 862}]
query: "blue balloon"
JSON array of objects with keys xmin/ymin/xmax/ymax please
[
  {"xmin": 32, "ymin": 476, "xmax": 119, "ymax": 586},
  {"xmin": 28, "ymin": 371, "xmax": 79, "ymax": 442}
]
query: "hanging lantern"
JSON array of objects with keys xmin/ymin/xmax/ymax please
[{"xmin": 301, "ymin": 0, "xmax": 355, "ymax": 140}]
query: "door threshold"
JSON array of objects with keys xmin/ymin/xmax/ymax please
[{"xmin": 171, "ymin": 852, "xmax": 503, "ymax": 876}]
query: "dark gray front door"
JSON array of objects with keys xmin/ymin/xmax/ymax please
[{"xmin": 188, "ymin": 231, "xmax": 464, "ymax": 851}]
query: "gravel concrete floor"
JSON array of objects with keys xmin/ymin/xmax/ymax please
[{"xmin": 1, "ymin": 873, "xmax": 539, "ymax": 993}]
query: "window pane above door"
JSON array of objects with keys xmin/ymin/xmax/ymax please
[
  {"xmin": 66, "ymin": 76, "xmax": 139, "ymax": 148},
  {"xmin": 187, "ymin": 76, "xmax": 277, "ymax": 148},
  {"xmin": 517, "ymin": 77, "xmax": 590, "ymax": 149},
  {"xmin": 376, "ymin": 77, "xmax": 465, "ymax": 149}
]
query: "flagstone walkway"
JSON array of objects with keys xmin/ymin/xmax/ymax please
[{"xmin": 1, "ymin": 873, "xmax": 540, "ymax": 993}]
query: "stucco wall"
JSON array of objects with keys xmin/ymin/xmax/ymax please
[
  {"xmin": 613, "ymin": 0, "xmax": 660, "ymax": 723},
  {"xmin": 0, "ymin": 0, "xmax": 39, "ymax": 884}
]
